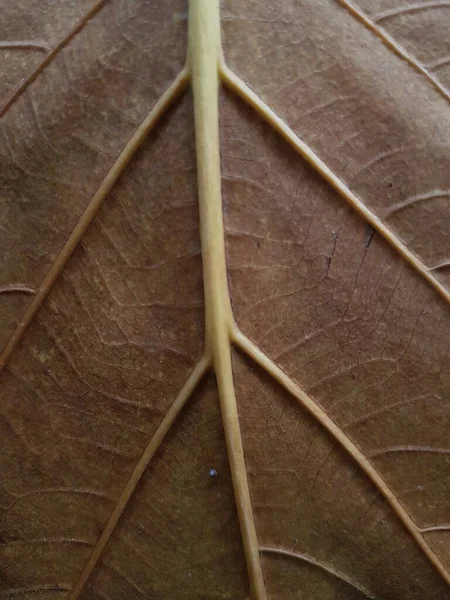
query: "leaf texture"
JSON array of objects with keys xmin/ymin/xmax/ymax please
[
  {"xmin": 82, "ymin": 376, "xmax": 248, "ymax": 600},
  {"xmin": 0, "ymin": 0, "xmax": 187, "ymax": 349},
  {"xmin": 222, "ymin": 0, "xmax": 450, "ymax": 296},
  {"xmin": 0, "ymin": 0, "xmax": 449, "ymax": 598},
  {"xmin": 0, "ymin": 0, "xmax": 99, "ymax": 110},
  {"xmin": 341, "ymin": 0, "xmax": 450, "ymax": 95}
]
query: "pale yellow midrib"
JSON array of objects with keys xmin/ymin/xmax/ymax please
[{"xmin": 189, "ymin": 2, "xmax": 267, "ymax": 598}]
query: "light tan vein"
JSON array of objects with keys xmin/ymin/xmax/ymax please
[
  {"xmin": 260, "ymin": 546, "xmax": 375, "ymax": 598},
  {"xmin": 190, "ymin": 2, "xmax": 266, "ymax": 598},
  {"xmin": 421, "ymin": 525, "xmax": 450, "ymax": 533},
  {"xmin": 369, "ymin": 445, "xmax": 450, "ymax": 457},
  {"xmin": 231, "ymin": 326, "xmax": 450, "ymax": 587},
  {"xmin": 0, "ymin": 0, "xmax": 108, "ymax": 119},
  {"xmin": 0, "ymin": 285, "xmax": 35, "ymax": 296},
  {"xmin": 427, "ymin": 56, "xmax": 450, "ymax": 71},
  {"xmin": 383, "ymin": 190, "xmax": 450, "ymax": 218},
  {"xmin": 336, "ymin": 0, "xmax": 450, "ymax": 101},
  {"xmin": 0, "ymin": 67, "xmax": 189, "ymax": 372},
  {"xmin": 220, "ymin": 65, "xmax": 450, "ymax": 306},
  {"xmin": 374, "ymin": 2, "xmax": 450, "ymax": 23},
  {"xmin": 68, "ymin": 354, "xmax": 210, "ymax": 600},
  {"xmin": 429, "ymin": 260, "xmax": 450, "ymax": 272}
]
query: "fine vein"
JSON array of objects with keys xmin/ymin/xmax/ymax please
[
  {"xmin": 337, "ymin": 0, "xmax": 450, "ymax": 101},
  {"xmin": 383, "ymin": 190, "xmax": 450, "ymax": 218},
  {"xmin": 260, "ymin": 546, "xmax": 375, "ymax": 598},
  {"xmin": 0, "ymin": 41, "xmax": 49, "ymax": 52},
  {"xmin": 190, "ymin": 2, "xmax": 267, "ymax": 598},
  {"xmin": 0, "ymin": 0, "xmax": 108, "ymax": 119},
  {"xmin": 68, "ymin": 354, "xmax": 210, "ymax": 600},
  {"xmin": 0, "ymin": 286, "xmax": 35, "ymax": 296},
  {"xmin": 0, "ymin": 67, "xmax": 189, "ymax": 372},
  {"xmin": 374, "ymin": 2, "xmax": 450, "ymax": 23},
  {"xmin": 421, "ymin": 525, "xmax": 450, "ymax": 533},
  {"xmin": 231, "ymin": 327, "xmax": 450, "ymax": 587},
  {"xmin": 0, "ymin": 586, "xmax": 71, "ymax": 598},
  {"xmin": 368, "ymin": 445, "xmax": 450, "ymax": 457},
  {"xmin": 220, "ymin": 64, "xmax": 450, "ymax": 306}
]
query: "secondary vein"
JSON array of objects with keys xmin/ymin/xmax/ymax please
[
  {"xmin": 0, "ymin": 67, "xmax": 190, "ymax": 372},
  {"xmin": 68, "ymin": 355, "xmax": 210, "ymax": 600},
  {"xmin": 220, "ymin": 64, "xmax": 450, "ymax": 306},
  {"xmin": 232, "ymin": 326, "xmax": 450, "ymax": 587},
  {"xmin": 0, "ymin": 0, "xmax": 108, "ymax": 119}
]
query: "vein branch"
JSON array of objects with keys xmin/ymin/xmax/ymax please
[
  {"xmin": 336, "ymin": 0, "xmax": 450, "ymax": 101},
  {"xmin": 0, "ymin": 41, "xmax": 49, "ymax": 52},
  {"xmin": 220, "ymin": 64, "xmax": 450, "ymax": 306},
  {"xmin": 260, "ymin": 546, "xmax": 375, "ymax": 598},
  {"xmin": 368, "ymin": 445, "xmax": 450, "ymax": 457},
  {"xmin": 0, "ymin": 0, "xmax": 108, "ymax": 119},
  {"xmin": 0, "ymin": 66, "xmax": 190, "ymax": 372},
  {"xmin": 0, "ymin": 286, "xmax": 35, "ymax": 296},
  {"xmin": 68, "ymin": 354, "xmax": 210, "ymax": 600},
  {"xmin": 421, "ymin": 525, "xmax": 450, "ymax": 533},
  {"xmin": 0, "ymin": 586, "xmax": 71, "ymax": 598},
  {"xmin": 373, "ymin": 2, "xmax": 450, "ymax": 23},
  {"xmin": 231, "ymin": 326, "xmax": 450, "ymax": 587}
]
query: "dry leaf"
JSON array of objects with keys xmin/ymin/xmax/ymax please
[{"xmin": 0, "ymin": 1, "xmax": 449, "ymax": 599}]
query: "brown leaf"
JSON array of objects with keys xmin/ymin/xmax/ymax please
[{"xmin": 0, "ymin": 1, "xmax": 449, "ymax": 598}]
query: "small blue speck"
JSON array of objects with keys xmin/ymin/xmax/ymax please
[{"xmin": 208, "ymin": 468, "xmax": 217, "ymax": 478}]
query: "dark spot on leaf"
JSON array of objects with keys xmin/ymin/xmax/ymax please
[{"xmin": 364, "ymin": 224, "xmax": 375, "ymax": 248}]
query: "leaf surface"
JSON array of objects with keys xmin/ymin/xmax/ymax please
[
  {"xmin": 342, "ymin": 0, "xmax": 450, "ymax": 94},
  {"xmin": 0, "ymin": 1, "xmax": 449, "ymax": 598}
]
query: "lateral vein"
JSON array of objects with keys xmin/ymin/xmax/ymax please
[
  {"xmin": 261, "ymin": 546, "xmax": 375, "ymax": 598},
  {"xmin": 0, "ymin": 0, "xmax": 108, "ymax": 119},
  {"xmin": 220, "ymin": 64, "xmax": 450, "ymax": 306},
  {"xmin": 336, "ymin": 0, "xmax": 450, "ymax": 101},
  {"xmin": 0, "ymin": 67, "xmax": 190, "ymax": 372},
  {"xmin": 68, "ymin": 354, "xmax": 210, "ymax": 600},
  {"xmin": 232, "ymin": 326, "xmax": 450, "ymax": 587}
]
